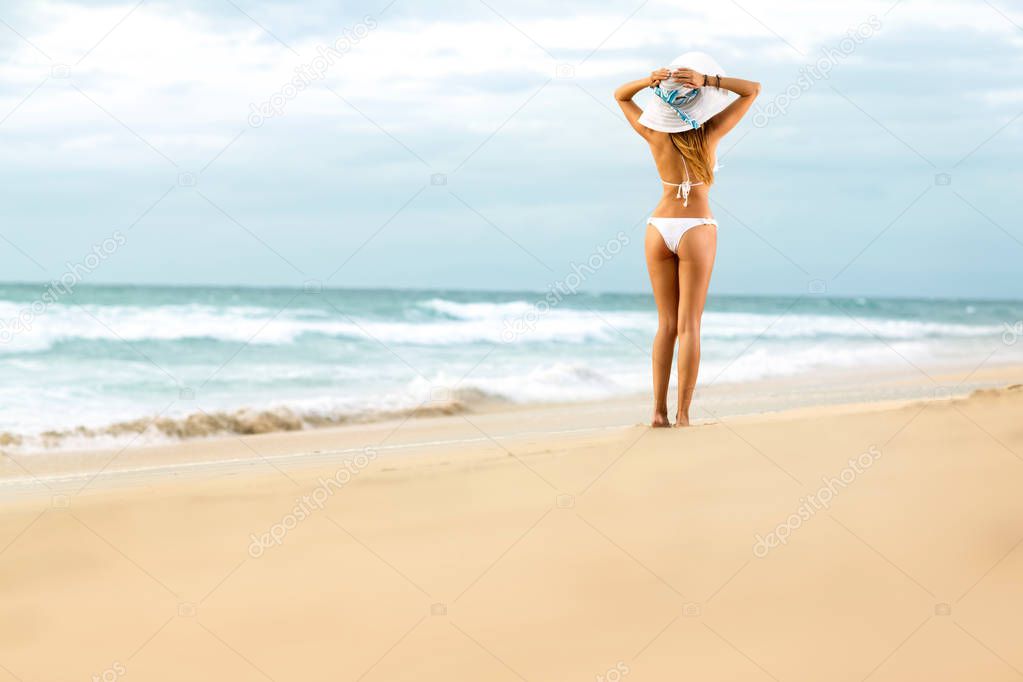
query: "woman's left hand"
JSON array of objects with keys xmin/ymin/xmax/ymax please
[
  {"xmin": 672, "ymin": 68, "xmax": 706, "ymax": 88},
  {"xmin": 649, "ymin": 68, "xmax": 672, "ymax": 87}
]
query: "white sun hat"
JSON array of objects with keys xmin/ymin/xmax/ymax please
[{"xmin": 638, "ymin": 51, "xmax": 734, "ymax": 133}]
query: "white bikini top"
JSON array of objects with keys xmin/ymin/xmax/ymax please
[{"xmin": 661, "ymin": 157, "xmax": 721, "ymax": 207}]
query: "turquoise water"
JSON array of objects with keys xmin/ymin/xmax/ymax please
[{"xmin": 1, "ymin": 282, "xmax": 1020, "ymax": 448}]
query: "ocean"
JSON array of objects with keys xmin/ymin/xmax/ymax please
[{"xmin": 1, "ymin": 282, "xmax": 1021, "ymax": 451}]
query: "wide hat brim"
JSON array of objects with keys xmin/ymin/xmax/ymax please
[{"xmin": 638, "ymin": 51, "xmax": 734, "ymax": 133}]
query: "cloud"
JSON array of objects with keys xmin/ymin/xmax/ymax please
[
  {"xmin": 2, "ymin": 0, "xmax": 1020, "ymax": 148},
  {"xmin": 0, "ymin": 0, "xmax": 1020, "ymax": 295}
]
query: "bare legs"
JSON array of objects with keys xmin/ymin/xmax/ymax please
[
  {"xmin": 644, "ymin": 227, "xmax": 678, "ymax": 427},
  {"xmin": 674, "ymin": 225, "xmax": 716, "ymax": 425},
  {"xmin": 644, "ymin": 224, "xmax": 717, "ymax": 427}
]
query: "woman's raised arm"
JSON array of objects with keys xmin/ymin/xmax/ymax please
[
  {"xmin": 672, "ymin": 68, "xmax": 761, "ymax": 141},
  {"xmin": 614, "ymin": 69, "xmax": 670, "ymax": 138}
]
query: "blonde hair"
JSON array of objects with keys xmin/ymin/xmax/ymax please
[{"xmin": 669, "ymin": 128, "xmax": 714, "ymax": 185}]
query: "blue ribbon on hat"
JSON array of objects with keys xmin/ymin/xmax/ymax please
[{"xmin": 652, "ymin": 86, "xmax": 701, "ymax": 130}]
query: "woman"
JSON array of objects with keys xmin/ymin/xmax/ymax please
[{"xmin": 614, "ymin": 53, "xmax": 760, "ymax": 428}]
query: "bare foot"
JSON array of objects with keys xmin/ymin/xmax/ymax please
[
  {"xmin": 674, "ymin": 414, "xmax": 690, "ymax": 428},
  {"xmin": 651, "ymin": 412, "xmax": 671, "ymax": 428}
]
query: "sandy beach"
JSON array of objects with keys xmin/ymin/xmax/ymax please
[
  {"xmin": 3, "ymin": 0, "xmax": 1021, "ymax": 679},
  {"xmin": 2, "ymin": 366, "xmax": 1022, "ymax": 681}
]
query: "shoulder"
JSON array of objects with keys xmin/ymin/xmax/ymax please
[
  {"xmin": 702, "ymin": 117, "xmax": 720, "ymax": 137},
  {"xmin": 645, "ymin": 130, "xmax": 671, "ymax": 146}
]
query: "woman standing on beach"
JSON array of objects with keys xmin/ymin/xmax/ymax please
[{"xmin": 614, "ymin": 53, "xmax": 760, "ymax": 428}]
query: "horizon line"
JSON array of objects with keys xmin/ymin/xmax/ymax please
[{"xmin": 0, "ymin": 279, "xmax": 1020, "ymax": 304}]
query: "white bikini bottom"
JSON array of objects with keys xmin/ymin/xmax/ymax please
[{"xmin": 648, "ymin": 217, "xmax": 717, "ymax": 254}]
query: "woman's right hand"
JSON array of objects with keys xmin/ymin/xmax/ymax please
[{"xmin": 649, "ymin": 68, "xmax": 671, "ymax": 87}]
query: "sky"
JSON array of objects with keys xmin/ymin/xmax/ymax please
[{"xmin": 0, "ymin": 0, "xmax": 1021, "ymax": 299}]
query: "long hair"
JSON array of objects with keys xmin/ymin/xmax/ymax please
[{"xmin": 668, "ymin": 127, "xmax": 714, "ymax": 185}]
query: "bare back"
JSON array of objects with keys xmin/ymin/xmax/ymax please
[{"xmin": 646, "ymin": 132, "xmax": 718, "ymax": 218}]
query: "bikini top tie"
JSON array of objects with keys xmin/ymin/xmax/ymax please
[{"xmin": 660, "ymin": 157, "xmax": 721, "ymax": 208}]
